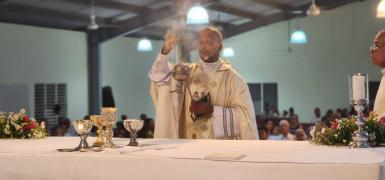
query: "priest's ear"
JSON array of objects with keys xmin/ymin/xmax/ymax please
[{"xmin": 218, "ymin": 43, "xmax": 223, "ymax": 52}]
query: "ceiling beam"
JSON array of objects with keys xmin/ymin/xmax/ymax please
[
  {"xmin": 98, "ymin": 5, "xmax": 176, "ymax": 42},
  {"xmin": 221, "ymin": 0, "xmax": 365, "ymax": 39},
  {"xmin": 0, "ymin": 0, "xmax": 10, "ymax": 5},
  {"xmin": 211, "ymin": 19, "xmax": 233, "ymax": 28},
  {"xmin": 128, "ymin": 32, "xmax": 164, "ymax": 40},
  {"xmin": 222, "ymin": 12, "xmax": 292, "ymax": 39},
  {"xmin": 251, "ymin": 0, "xmax": 293, "ymax": 11},
  {"xmin": 98, "ymin": 0, "xmax": 221, "ymax": 43},
  {"xmin": 317, "ymin": 0, "xmax": 364, "ymax": 9},
  {"xmin": 208, "ymin": 3, "xmax": 261, "ymax": 20},
  {"xmin": 221, "ymin": 2, "xmax": 311, "ymax": 39},
  {"xmin": 126, "ymin": 25, "xmax": 166, "ymax": 40},
  {"xmin": 0, "ymin": 3, "xmax": 106, "ymax": 30},
  {"xmin": 61, "ymin": 0, "xmax": 150, "ymax": 13}
]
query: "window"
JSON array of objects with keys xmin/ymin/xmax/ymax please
[
  {"xmin": 35, "ymin": 83, "xmax": 67, "ymax": 131},
  {"xmin": 248, "ymin": 83, "xmax": 278, "ymax": 114}
]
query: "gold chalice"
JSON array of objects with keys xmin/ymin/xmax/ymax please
[{"xmin": 90, "ymin": 115, "xmax": 105, "ymax": 147}]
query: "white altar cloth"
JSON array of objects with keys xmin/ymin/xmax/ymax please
[{"xmin": 0, "ymin": 137, "xmax": 384, "ymax": 180}]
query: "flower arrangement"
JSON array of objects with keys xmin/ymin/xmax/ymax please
[
  {"xmin": 310, "ymin": 112, "xmax": 385, "ymax": 146},
  {"xmin": 363, "ymin": 112, "xmax": 385, "ymax": 145},
  {"xmin": 0, "ymin": 109, "xmax": 46, "ymax": 139}
]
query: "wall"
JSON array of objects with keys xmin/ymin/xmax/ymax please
[
  {"xmin": 217, "ymin": 0, "xmax": 384, "ymax": 122},
  {"xmin": 0, "ymin": 22, "xmax": 88, "ymax": 121},
  {"xmin": 101, "ymin": 37, "xmax": 162, "ymax": 119}
]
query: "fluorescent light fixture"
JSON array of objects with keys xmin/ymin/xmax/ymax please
[
  {"xmin": 222, "ymin": 47, "xmax": 235, "ymax": 57},
  {"xmin": 186, "ymin": 5, "xmax": 209, "ymax": 24},
  {"xmin": 290, "ymin": 30, "xmax": 307, "ymax": 44},
  {"xmin": 137, "ymin": 38, "xmax": 152, "ymax": 51},
  {"xmin": 377, "ymin": 0, "xmax": 385, "ymax": 18}
]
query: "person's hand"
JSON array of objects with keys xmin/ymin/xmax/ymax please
[
  {"xmin": 161, "ymin": 29, "xmax": 179, "ymax": 55},
  {"xmin": 189, "ymin": 101, "xmax": 213, "ymax": 116}
]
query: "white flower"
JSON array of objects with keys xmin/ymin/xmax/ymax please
[
  {"xmin": 321, "ymin": 128, "xmax": 325, "ymax": 134},
  {"xmin": 8, "ymin": 113, "xmax": 14, "ymax": 120},
  {"xmin": 31, "ymin": 118, "xmax": 36, "ymax": 122},
  {"xmin": 20, "ymin": 109, "xmax": 26, "ymax": 114},
  {"xmin": 41, "ymin": 122, "xmax": 45, "ymax": 129},
  {"xmin": 310, "ymin": 127, "xmax": 315, "ymax": 137},
  {"xmin": 14, "ymin": 124, "xmax": 21, "ymax": 131},
  {"xmin": 4, "ymin": 124, "xmax": 10, "ymax": 135},
  {"xmin": 334, "ymin": 134, "xmax": 338, "ymax": 138},
  {"xmin": 343, "ymin": 139, "xmax": 347, "ymax": 143}
]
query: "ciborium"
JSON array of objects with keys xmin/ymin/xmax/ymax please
[
  {"xmin": 101, "ymin": 107, "xmax": 118, "ymax": 148},
  {"xmin": 170, "ymin": 63, "xmax": 190, "ymax": 93}
]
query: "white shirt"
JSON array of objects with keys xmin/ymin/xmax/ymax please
[{"xmin": 267, "ymin": 133, "xmax": 295, "ymax": 140}]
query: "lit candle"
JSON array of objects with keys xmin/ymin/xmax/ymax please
[{"xmin": 352, "ymin": 75, "xmax": 365, "ymax": 101}]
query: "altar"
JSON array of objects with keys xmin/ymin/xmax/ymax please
[{"xmin": 0, "ymin": 137, "xmax": 384, "ymax": 180}]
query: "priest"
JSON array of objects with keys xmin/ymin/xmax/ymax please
[
  {"xmin": 148, "ymin": 27, "xmax": 258, "ymax": 140},
  {"xmin": 371, "ymin": 30, "xmax": 385, "ymax": 116}
]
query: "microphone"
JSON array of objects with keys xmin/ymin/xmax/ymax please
[{"xmin": 203, "ymin": 44, "xmax": 220, "ymax": 61}]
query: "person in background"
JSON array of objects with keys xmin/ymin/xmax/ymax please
[
  {"xmin": 278, "ymin": 120, "xmax": 295, "ymax": 140},
  {"xmin": 264, "ymin": 119, "xmax": 274, "ymax": 135},
  {"xmin": 121, "ymin": 114, "xmax": 128, "ymax": 121},
  {"xmin": 312, "ymin": 107, "xmax": 321, "ymax": 123},
  {"xmin": 295, "ymin": 129, "xmax": 307, "ymax": 141},
  {"xmin": 289, "ymin": 115, "xmax": 302, "ymax": 134},
  {"xmin": 271, "ymin": 105, "xmax": 280, "ymax": 117},
  {"xmin": 259, "ymin": 103, "xmax": 275, "ymax": 119},
  {"xmin": 258, "ymin": 126, "xmax": 268, "ymax": 140},
  {"xmin": 322, "ymin": 109, "xmax": 334, "ymax": 127},
  {"xmin": 267, "ymin": 126, "xmax": 282, "ymax": 140},
  {"xmin": 282, "ymin": 110, "xmax": 289, "ymax": 119},
  {"xmin": 138, "ymin": 113, "xmax": 155, "ymax": 138},
  {"xmin": 52, "ymin": 117, "xmax": 70, "ymax": 136}
]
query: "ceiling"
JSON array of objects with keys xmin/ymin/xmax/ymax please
[{"xmin": 0, "ymin": 0, "xmax": 363, "ymax": 42}]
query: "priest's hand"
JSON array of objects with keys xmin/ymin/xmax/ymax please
[
  {"xmin": 189, "ymin": 101, "xmax": 214, "ymax": 116},
  {"xmin": 161, "ymin": 30, "xmax": 179, "ymax": 55}
]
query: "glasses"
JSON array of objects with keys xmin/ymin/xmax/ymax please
[{"xmin": 370, "ymin": 44, "xmax": 385, "ymax": 51}]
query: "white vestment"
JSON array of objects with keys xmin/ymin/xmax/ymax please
[
  {"xmin": 148, "ymin": 53, "xmax": 259, "ymax": 140},
  {"xmin": 374, "ymin": 69, "xmax": 385, "ymax": 116}
]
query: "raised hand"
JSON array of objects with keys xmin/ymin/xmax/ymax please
[{"xmin": 161, "ymin": 29, "xmax": 179, "ymax": 55}]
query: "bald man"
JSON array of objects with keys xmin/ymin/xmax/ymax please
[
  {"xmin": 371, "ymin": 30, "xmax": 385, "ymax": 116},
  {"xmin": 148, "ymin": 27, "xmax": 258, "ymax": 140}
]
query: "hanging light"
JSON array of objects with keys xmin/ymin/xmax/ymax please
[
  {"xmin": 222, "ymin": 47, "xmax": 235, "ymax": 57},
  {"xmin": 186, "ymin": 5, "xmax": 209, "ymax": 24},
  {"xmin": 137, "ymin": 38, "xmax": 152, "ymax": 51},
  {"xmin": 307, "ymin": 0, "xmax": 320, "ymax": 16},
  {"xmin": 377, "ymin": 0, "xmax": 385, "ymax": 18},
  {"xmin": 290, "ymin": 30, "xmax": 307, "ymax": 44}
]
